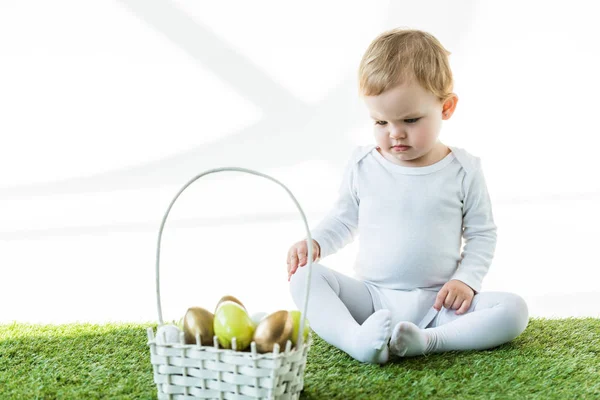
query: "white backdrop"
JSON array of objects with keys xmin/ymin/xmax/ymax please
[{"xmin": 1, "ymin": 0, "xmax": 599, "ymax": 323}]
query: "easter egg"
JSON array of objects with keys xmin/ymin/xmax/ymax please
[
  {"xmin": 253, "ymin": 310, "xmax": 293, "ymax": 353},
  {"xmin": 289, "ymin": 310, "xmax": 310, "ymax": 346},
  {"xmin": 250, "ymin": 311, "xmax": 268, "ymax": 327},
  {"xmin": 156, "ymin": 324, "xmax": 182, "ymax": 345},
  {"xmin": 215, "ymin": 295, "xmax": 246, "ymax": 313},
  {"xmin": 213, "ymin": 301, "xmax": 255, "ymax": 350},
  {"xmin": 183, "ymin": 307, "xmax": 214, "ymax": 345}
]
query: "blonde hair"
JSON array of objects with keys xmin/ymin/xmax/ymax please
[{"xmin": 358, "ymin": 28, "xmax": 454, "ymax": 103}]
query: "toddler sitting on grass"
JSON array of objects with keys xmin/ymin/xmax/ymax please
[{"xmin": 288, "ymin": 28, "xmax": 528, "ymax": 364}]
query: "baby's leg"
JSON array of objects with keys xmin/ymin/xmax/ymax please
[
  {"xmin": 289, "ymin": 263, "xmax": 392, "ymax": 364},
  {"xmin": 390, "ymin": 291, "xmax": 529, "ymax": 357}
]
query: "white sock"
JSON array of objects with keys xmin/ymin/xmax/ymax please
[
  {"xmin": 349, "ymin": 309, "xmax": 392, "ymax": 364},
  {"xmin": 389, "ymin": 321, "xmax": 429, "ymax": 357}
]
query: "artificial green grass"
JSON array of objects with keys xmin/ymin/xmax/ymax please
[{"xmin": 1, "ymin": 318, "xmax": 599, "ymax": 399}]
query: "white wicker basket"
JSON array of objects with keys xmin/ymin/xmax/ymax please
[{"xmin": 147, "ymin": 167, "xmax": 315, "ymax": 400}]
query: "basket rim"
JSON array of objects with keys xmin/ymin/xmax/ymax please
[{"xmin": 147, "ymin": 327, "xmax": 313, "ymax": 360}]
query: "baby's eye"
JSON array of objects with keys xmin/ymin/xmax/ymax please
[
  {"xmin": 375, "ymin": 121, "xmax": 387, "ymax": 126},
  {"xmin": 404, "ymin": 118, "xmax": 421, "ymax": 124}
]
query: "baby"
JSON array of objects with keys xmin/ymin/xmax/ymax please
[{"xmin": 287, "ymin": 28, "xmax": 529, "ymax": 364}]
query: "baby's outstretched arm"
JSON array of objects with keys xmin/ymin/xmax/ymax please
[{"xmin": 308, "ymin": 148, "xmax": 364, "ymax": 261}]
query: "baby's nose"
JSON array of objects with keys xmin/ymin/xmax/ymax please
[{"xmin": 389, "ymin": 128, "xmax": 407, "ymax": 139}]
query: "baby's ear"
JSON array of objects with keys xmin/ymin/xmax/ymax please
[{"xmin": 442, "ymin": 94, "xmax": 459, "ymax": 119}]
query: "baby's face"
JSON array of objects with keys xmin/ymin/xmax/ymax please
[{"xmin": 364, "ymin": 80, "xmax": 448, "ymax": 167}]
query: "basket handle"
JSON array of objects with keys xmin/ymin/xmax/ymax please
[{"xmin": 155, "ymin": 167, "xmax": 313, "ymax": 349}]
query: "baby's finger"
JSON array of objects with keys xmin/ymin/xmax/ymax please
[
  {"xmin": 297, "ymin": 249, "xmax": 307, "ymax": 267},
  {"xmin": 434, "ymin": 288, "xmax": 447, "ymax": 310},
  {"xmin": 287, "ymin": 253, "xmax": 297, "ymax": 271},
  {"xmin": 456, "ymin": 300, "xmax": 471, "ymax": 315},
  {"xmin": 451, "ymin": 297, "xmax": 463, "ymax": 310},
  {"xmin": 288, "ymin": 264, "xmax": 298, "ymax": 281},
  {"xmin": 443, "ymin": 292, "xmax": 456, "ymax": 309}
]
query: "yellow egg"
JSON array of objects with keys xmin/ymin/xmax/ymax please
[
  {"xmin": 215, "ymin": 295, "xmax": 246, "ymax": 313},
  {"xmin": 183, "ymin": 307, "xmax": 214, "ymax": 345},
  {"xmin": 252, "ymin": 310, "xmax": 293, "ymax": 353},
  {"xmin": 289, "ymin": 310, "xmax": 310, "ymax": 346},
  {"xmin": 213, "ymin": 301, "xmax": 255, "ymax": 351}
]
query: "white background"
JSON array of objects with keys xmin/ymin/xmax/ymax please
[{"xmin": 1, "ymin": 0, "xmax": 599, "ymax": 323}]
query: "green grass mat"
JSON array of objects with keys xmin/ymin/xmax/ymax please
[{"xmin": 1, "ymin": 318, "xmax": 599, "ymax": 399}]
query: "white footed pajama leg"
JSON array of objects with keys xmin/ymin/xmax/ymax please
[
  {"xmin": 390, "ymin": 291, "xmax": 529, "ymax": 357},
  {"xmin": 290, "ymin": 263, "xmax": 392, "ymax": 364},
  {"xmin": 389, "ymin": 320, "xmax": 429, "ymax": 357}
]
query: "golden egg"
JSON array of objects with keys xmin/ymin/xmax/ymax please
[
  {"xmin": 252, "ymin": 310, "xmax": 293, "ymax": 353},
  {"xmin": 215, "ymin": 295, "xmax": 246, "ymax": 313},
  {"xmin": 183, "ymin": 307, "xmax": 214, "ymax": 345}
]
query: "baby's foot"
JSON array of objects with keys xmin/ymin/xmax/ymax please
[
  {"xmin": 350, "ymin": 309, "xmax": 392, "ymax": 364},
  {"xmin": 389, "ymin": 321, "xmax": 428, "ymax": 357}
]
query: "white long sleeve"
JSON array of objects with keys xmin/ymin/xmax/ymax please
[
  {"xmin": 310, "ymin": 147, "xmax": 363, "ymax": 260},
  {"xmin": 310, "ymin": 145, "xmax": 497, "ymax": 293},
  {"xmin": 450, "ymin": 158, "xmax": 497, "ymax": 293}
]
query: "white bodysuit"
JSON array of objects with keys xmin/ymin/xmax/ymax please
[{"xmin": 289, "ymin": 145, "xmax": 529, "ymax": 363}]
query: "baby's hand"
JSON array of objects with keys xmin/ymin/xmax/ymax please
[
  {"xmin": 287, "ymin": 239, "xmax": 321, "ymax": 281},
  {"xmin": 433, "ymin": 279, "xmax": 475, "ymax": 315}
]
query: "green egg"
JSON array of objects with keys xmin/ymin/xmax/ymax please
[
  {"xmin": 290, "ymin": 310, "xmax": 310, "ymax": 346},
  {"xmin": 213, "ymin": 301, "xmax": 255, "ymax": 351}
]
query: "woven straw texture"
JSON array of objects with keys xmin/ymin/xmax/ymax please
[{"xmin": 148, "ymin": 329, "xmax": 311, "ymax": 400}]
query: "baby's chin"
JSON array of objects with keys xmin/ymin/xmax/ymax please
[{"xmin": 383, "ymin": 150, "xmax": 424, "ymax": 166}]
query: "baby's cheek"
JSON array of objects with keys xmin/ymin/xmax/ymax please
[{"xmin": 413, "ymin": 127, "xmax": 436, "ymax": 147}]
